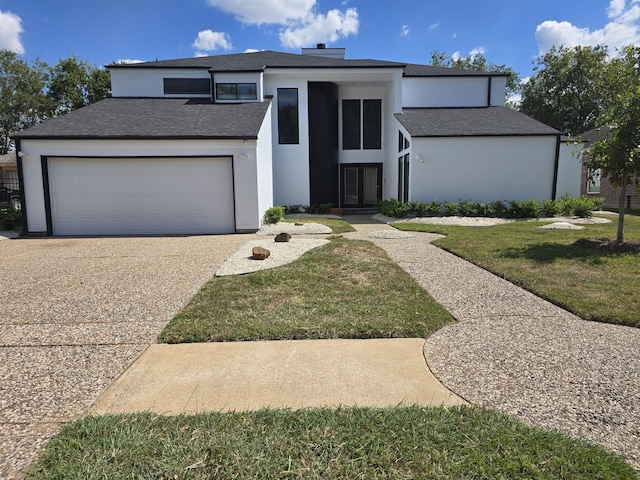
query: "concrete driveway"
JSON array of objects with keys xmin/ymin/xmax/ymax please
[{"xmin": 0, "ymin": 234, "xmax": 251, "ymax": 479}]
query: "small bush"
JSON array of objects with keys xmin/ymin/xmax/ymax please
[
  {"xmin": 409, "ymin": 201, "xmax": 428, "ymax": 217},
  {"xmin": 443, "ymin": 202, "xmax": 459, "ymax": 216},
  {"xmin": 457, "ymin": 200, "xmax": 475, "ymax": 217},
  {"xmin": 263, "ymin": 205, "xmax": 285, "ymax": 224},
  {"xmin": 558, "ymin": 196, "xmax": 574, "ymax": 216},
  {"xmin": 0, "ymin": 209, "xmax": 22, "ymax": 230},
  {"xmin": 426, "ymin": 200, "xmax": 442, "ymax": 216},
  {"xmin": 377, "ymin": 199, "xmax": 411, "ymax": 218},
  {"xmin": 285, "ymin": 205, "xmax": 303, "ymax": 214},
  {"xmin": 491, "ymin": 201, "xmax": 508, "ymax": 217},
  {"xmin": 508, "ymin": 199, "xmax": 542, "ymax": 219},
  {"xmin": 541, "ymin": 199, "xmax": 560, "ymax": 218},
  {"xmin": 572, "ymin": 196, "xmax": 595, "ymax": 218},
  {"xmin": 590, "ymin": 196, "xmax": 605, "ymax": 211}
]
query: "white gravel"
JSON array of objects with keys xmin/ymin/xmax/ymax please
[
  {"xmin": 375, "ymin": 213, "xmax": 612, "ymax": 226},
  {"xmin": 215, "ymin": 238, "xmax": 329, "ymax": 276},
  {"xmin": 539, "ymin": 222, "xmax": 585, "ymax": 230}
]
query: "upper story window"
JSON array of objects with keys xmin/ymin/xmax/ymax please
[
  {"xmin": 216, "ymin": 83, "xmax": 258, "ymax": 101},
  {"xmin": 278, "ymin": 88, "xmax": 299, "ymax": 144},
  {"xmin": 163, "ymin": 78, "xmax": 211, "ymax": 95},
  {"xmin": 343, "ymin": 99, "xmax": 382, "ymax": 150}
]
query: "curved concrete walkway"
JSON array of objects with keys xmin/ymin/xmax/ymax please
[{"xmin": 345, "ymin": 215, "xmax": 640, "ymax": 469}]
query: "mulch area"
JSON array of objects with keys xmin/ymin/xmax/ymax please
[{"xmin": 573, "ymin": 238, "xmax": 640, "ymax": 254}]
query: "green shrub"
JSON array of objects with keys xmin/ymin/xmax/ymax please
[
  {"xmin": 508, "ymin": 199, "xmax": 542, "ymax": 218},
  {"xmin": 491, "ymin": 200, "xmax": 507, "ymax": 217},
  {"xmin": 0, "ymin": 209, "xmax": 22, "ymax": 230},
  {"xmin": 541, "ymin": 199, "xmax": 560, "ymax": 218},
  {"xmin": 426, "ymin": 200, "xmax": 442, "ymax": 216},
  {"xmin": 377, "ymin": 199, "xmax": 411, "ymax": 218},
  {"xmin": 558, "ymin": 196, "xmax": 574, "ymax": 216},
  {"xmin": 457, "ymin": 200, "xmax": 475, "ymax": 217},
  {"xmin": 572, "ymin": 196, "xmax": 595, "ymax": 218},
  {"xmin": 443, "ymin": 202, "xmax": 459, "ymax": 216},
  {"xmin": 589, "ymin": 196, "xmax": 605, "ymax": 211},
  {"xmin": 285, "ymin": 205, "xmax": 303, "ymax": 214},
  {"xmin": 409, "ymin": 201, "xmax": 428, "ymax": 217},
  {"xmin": 263, "ymin": 205, "xmax": 285, "ymax": 224}
]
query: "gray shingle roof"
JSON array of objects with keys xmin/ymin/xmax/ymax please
[
  {"xmin": 109, "ymin": 50, "xmax": 501, "ymax": 77},
  {"xmin": 109, "ymin": 50, "xmax": 406, "ymax": 72},
  {"xmin": 403, "ymin": 63, "xmax": 508, "ymax": 77},
  {"xmin": 14, "ymin": 98, "xmax": 271, "ymax": 140},
  {"xmin": 395, "ymin": 107, "xmax": 560, "ymax": 137}
]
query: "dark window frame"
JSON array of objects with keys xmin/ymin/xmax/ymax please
[
  {"xmin": 163, "ymin": 78, "xmax": 211, "ymax": 95},
  {"xmin": 278, "ymin": 88, "xmax": 299, "ymax": 145},
  {"xmin": 342, "ymin": 99, "xmax": 382, "ymax": 150},
  {"xmin": 215, "ymin": 83, "xmax": 258, "ymax": 101}
]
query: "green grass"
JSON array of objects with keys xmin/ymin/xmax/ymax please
[
  {"xmin": 26, "ymin": 406, "xmax": 638, "ymax": 480},
  {"xmin": 393, "ymin": 213, "xmax": 640, "ymax": 328},
  {"xmin": 282, "ymin": 216, "xmax": 356, "ymax": 234},
  {"xmin": 158, "ymin": 238, "xmax": 453, "ymax": 343}
]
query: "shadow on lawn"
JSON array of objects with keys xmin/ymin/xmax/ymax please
[{"xmin": 499, "ymin": 241, "xmax": 617, "ymax": 265}]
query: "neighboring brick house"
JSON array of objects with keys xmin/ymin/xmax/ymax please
[{"xmin": 579, "ymin": 127, "xmax": 640, "ymax": 209}]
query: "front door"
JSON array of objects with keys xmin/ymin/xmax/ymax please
[{"xmin": 341, "ymin": 163, "xmax": 382, "ymax": 208}]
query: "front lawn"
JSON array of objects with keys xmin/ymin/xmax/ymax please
[
  {"xmin": 158, "ymin": 238, "xmax": 453, "ymax": 343},
  {"xmin": 26, "ymin": 406, "xmax": 638, "ymax": 479},
  {"xmin": 393, "ymin": 213, "xmax": 640, "ymax": 328}
]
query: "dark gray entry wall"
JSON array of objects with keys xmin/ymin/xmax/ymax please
[{"xmin": 308, "ymin": 82, "xmax": 339, "ymax": 206}]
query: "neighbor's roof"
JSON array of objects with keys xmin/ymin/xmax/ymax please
[
  {"xmin": 395, "ymin": 107, "xmax": 560, "ymax": 137},
  {"xmin": 109, "ymin": 50, "xmax": 504, "ymax": 77},
  {"xmin": 13, "ymin": 98, "xmax": 271, "ymax": 140}
]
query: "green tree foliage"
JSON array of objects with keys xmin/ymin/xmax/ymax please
[
  {"xmin": 0, "ymin": 49, "xmax": 111, "ymax": 153},
  {"xmin": 520, "ymin": 46, "xmax": 608, "ymax": 134},
  {"xmin": 47, "ymin": 56, "xmax": 111, "ymax": 115},
  {"xmin": 585, "ymin": 46, "xmax": 640, "ymax": 243},
  {"xmin": 0, "ymin": 50, "xmax": 49, "ymax": 154},
  {"xmin": 430, "ymin": 50, "xmax": 521, "ymax": 106}
]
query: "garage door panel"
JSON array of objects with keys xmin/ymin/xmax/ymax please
[{"xmin": 49, "ymin": 157, "xmax": 235, "ymax": 235}]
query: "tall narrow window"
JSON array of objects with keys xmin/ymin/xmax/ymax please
[
  {"xmin": 342, "ymin": 100, "xmax": 361, "ymax": 150},
  {"xmin": 363, "ymin": 99, "xmax": 382, "ymax": 149},
  {"xmin": 587, "ymin": 168, "xmax": 601, "ymax": 194},
  {"xmin": 278, "ymin": 88, "xmax": 299, "ymax": 144}
]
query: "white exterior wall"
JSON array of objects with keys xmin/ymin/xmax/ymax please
[
  {"xmin": 557, "ymin": 141, "xmax": 583, "ymax": 198},
  {"xmin": 255, "ymin": 103, "xmax": 274, "ymax": 225},
  {"xmin": 110, "ymin": 68, "xmax": 211, "ymax": 98},
  {"xmin": 263, "ymin": 75, "xmax": 311, "ymax": 206},
  {"xmin": 409, "ymin": 136, "xmax": 557, "ymax": 203},
  {"xmin": 18, "ymin": 138, "xmax": 262, "ymax": 233},
  {"xmin": 402, "ymin": 77, "xmax": 490, "ymax": 107}
]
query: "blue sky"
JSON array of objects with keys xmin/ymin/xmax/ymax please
[{"xmin": 1, "ymin": 0, "xmax": 639, "ymax": 78}]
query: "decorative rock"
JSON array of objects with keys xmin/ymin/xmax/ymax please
[
  {"xmin": 295, "ymin": 222, "xmax": 304, "ymax": 226},
  {"xmin": 252, "ymin": 246, "xmax": 271, "ymax": 260},
  {"xmin": 275, "ymin": 232, "xmax": 292, "ymax": 243}
]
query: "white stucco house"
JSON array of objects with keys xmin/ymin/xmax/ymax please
[{"xmin": 14, "ymin": 45, "xmax": 561, "ymax": 236}]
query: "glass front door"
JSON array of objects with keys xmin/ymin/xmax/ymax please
[{"xmin": 341, "ymin": 164, "xmax": 382, "ymax": 208}]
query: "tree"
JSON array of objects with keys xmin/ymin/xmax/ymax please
[
  {"xmin": 520, "ymin": 46, "xmax": 608, "ymax": 134},
  {"xmin": 584, "ymin": 46, "xmax": 640, "ymax": 244},
  {"xmin": 47, "ymin": 56, "xmax": 111, "ymax": 116},
  {"xmin": 430, "ymin": 50, "xmax": 521, "ymax": 106},
  {"xmin": 0, "ymin": 50, "xmax": 50, "ymax": 154}
]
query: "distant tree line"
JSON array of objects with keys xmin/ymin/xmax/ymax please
[{"xmin": 0, "ymin": 49, "xmax": 111, "ymax": 154}]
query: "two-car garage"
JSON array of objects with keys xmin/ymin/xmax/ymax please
[{"xmin": 46, "ymin": 156, "xmax": 236, "ymax": 236}]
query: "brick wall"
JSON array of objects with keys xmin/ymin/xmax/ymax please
[{"xmin": 580, "ymin": 163, "xmax": 640, "ymax": 208}]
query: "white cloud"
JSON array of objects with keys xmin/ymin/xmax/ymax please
[
  {"xmin": 451, "ymin": 51, "xmax": 461, "ymax": 62},
  {"xmin": 116, "ymin": 59, "xmax": 145, "ymax": 64},
  {"xmin": 279, "ymin": 7, "xmax": 359, "ymax": 49},
  {"xmin": 401, "ymin": 25, "xmax": 410, "ymax": 37},
  {"xmin": 536, "ymin": 0, "xmax": 640, "ymax": 53},
  {"xmin": 429, "ymin": 22, "xmax": 440, "ymax": 31},
  {"xmin": 0, "ymin": 10, "xmax": 24, "ymax": 54},
  {"xmin": 206, "ymin": 0, "xmax": 315, "ymax": 25},
  {"xmin": 192, "ymin": 29, "xmax": 232, "ymax": 53},
  {"xmin": 244, "ymin": 48, "xmax": 261, "ymax": 53},
  {"xmin": 206, "ymin": 0, "xmax": 358, "ymax": 49},
  {"xmin": 469, "ymin": 46, "xmax": 486, "ymax": 59}
]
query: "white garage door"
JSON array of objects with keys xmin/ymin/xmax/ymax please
[{"xmin": 48, "ymin": 157, "xmax": 235, "ymax": 235}]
